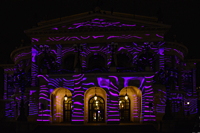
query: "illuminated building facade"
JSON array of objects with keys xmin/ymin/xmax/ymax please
[{"xmin": 1, "ymin": 11, "xmax": 199, "ymax": 124}]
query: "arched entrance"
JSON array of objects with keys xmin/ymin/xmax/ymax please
[
  {"xmin": 119, "ymin": 86, "xmax": 142, "ymax": 122},
  {"xmin": 119, "ymin": 94, "xmax": 130, "ymax": 122},
  {"xmin": 89, "ymin": 96, "xmax": 104, "ymax": 122},
  {"xmin": 84, "ymin": 87, "xmax": 107, "ymax": 123},
  {"xmin": 63, "ymin": 96, "xmax": 72, "ymax": 122},
  {"xmin": 51, "ymin": 87, "xmax": 72, "ymax": 123}
]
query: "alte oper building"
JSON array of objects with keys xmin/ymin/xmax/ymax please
[{"xmin": 1, "ymin": 10, "xmax": 200, "ymax": 124}]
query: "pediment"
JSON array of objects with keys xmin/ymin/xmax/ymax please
[{"xmin": 25, "ymin": 11, "xmax": 171, "ymax": 35}]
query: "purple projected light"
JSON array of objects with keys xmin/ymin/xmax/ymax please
[
  {"xmin": 14, "ymin": 52, "xmax": 31, "ymax": 62},
  {"xmin": 31, "ymin": 38, "xmax": 39, "ymax": 42},
  {"xmin": 122, "ymin": 77, "xmax": 145, "ymax": 90},
  {"xmin": 156, "ymin": 34, "xmax": 164, "ymax": 38},
  {"xmin": 107, "ymin": 35, "xmax": 142, "ymax": 40},
  {"xmin": 37, "ymin": 75, "xmax": 49, "ymax": 82},
  {"xmin": 31, "ymin": 47, "xmax": 38, "ymax": 62},
  {"xmin": 97, "ymin": 77, "xmax": 109, "ymax": 88},
  {"xmin": 45, "ymin": 34, "xmax": 142, "ymax": 42},
  {"xmin": 67, "ymin": 18, "xmax": 136, "ymax": 29},
  {"xmin": 71, "ymin": 74, "xmax": 84, "ymax": 121},
  {"xmin": 92, "ymin": 35, "xmax": 104, "ymax": 39},
  {"xmin": 52, "ymin": 27, "xmax": 58, "ymax": 30},
  {"xmin": 158, "ymin": 48, "xmax": 164, "ymax": 55}
]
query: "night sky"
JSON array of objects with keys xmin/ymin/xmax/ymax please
[{"xmin": 0, "ymin": 0, "xmax": 199, "ymax": 98}]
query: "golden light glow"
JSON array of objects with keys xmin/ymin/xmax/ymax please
[
  {"xmin": 51, "ymin": 87, "xmax": 72, "ymax": 123},
  {"xmin": 94, "ymin": 95, "xmax": 97, "ymax": 100},
  {"xmin": 84, "ymin": 87, "xmax": 107, "ymax": 123},
  {"xmin": 119, "ymin": 86, "xmax": 142, "ymax": 122},
  {"xmin": 125, "ymin": 95, "xmax": 128, "ymax": 100},
  {"xmin": 64, "ymin": 95, "xmax": 68, "ymax": 101}
]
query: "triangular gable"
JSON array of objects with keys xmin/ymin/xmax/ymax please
[{"xmin": 25, "ymin": 11, "xmax": 170, "ymax": 34}]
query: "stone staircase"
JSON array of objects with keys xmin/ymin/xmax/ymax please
[{"xmin": 32, "ymin": 124, "xmax": 158, "ymax": 133}]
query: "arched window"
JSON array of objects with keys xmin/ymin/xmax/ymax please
[
  {"xmin": 39, "ymin": 55, "xmax": 55, "ymax": 73},
  {"xmin": 119, "ymin": 96, "xmax": 130, "ymax": 122},
  {"xmin": 137, "ymin": 52, "xmax": 155, "ymax": 71},
  {"xmin": 89, "ymin": 96, "xmax": 104, "ymax": 122},
  {"xmin": 63, "ymin": 54, "xmax": 75, "ymax": 71},
  {"xmin": 117, "ymin": 53, "xmax": 131, "ymax": 67},
  {"xmin": 87, "ymin": 54, "xmax": 106, "ymax": 72},
  {"xmin": 63, "ymin": 97, "xmax": 72, "ymax": 122}
]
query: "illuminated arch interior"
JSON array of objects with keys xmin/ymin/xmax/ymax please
[
  {"xmin": 51, "ymin": 87, "xmax": 72, "ymax": 123},
  {"xmin": 84, "ymin": 87, "xmax": 107, "ymax": 123},
  {"xmin": 119, "ymin": 86, "xmax": 142, "ymax": 122}
]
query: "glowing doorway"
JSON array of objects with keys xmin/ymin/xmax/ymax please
[
  {"xmin": 119, "ymin": 96, "xmax": 130, "ymax": 122},
  {"xmin": 63, "ymin": 97, "xmax": 72, "ymax": 122},
  {"xmin": 51, "ymin": 87, "xmax": 72, "ymax": 123},
  {"xmin": 89, "ymin": 96, "xmax": 105, "ymax": 122},
  {"xmin": 119, "ymin": 86, "xmax": 142, "ymax": 122}
]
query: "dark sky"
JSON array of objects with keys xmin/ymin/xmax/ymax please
[{"xmin": 1, "ymin": 0, "xmax": 200, "ymax": 64}]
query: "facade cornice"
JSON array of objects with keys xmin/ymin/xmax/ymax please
[
  {"xmin": 30, "ymin": 32, "xmax": 165, "ymax": 45},
  {"xmin": 0, "ymin": 64, "xmax": 14, "ymax": 68},
  {"xmin": 164, "ymin": 42, "xmax": 188, "ymax": 60},
  {"xmin": 185, "ymin": 59, "xmax": 200, "ymax": 63},
  {"xmin": 0, "ymin": 64, "xmax": 15, "ymax": 73},
  {"xmin": 184, "ymin": 59, "xmax": 200, "ymax": 69},
  {"xmin": 10, "ymin": 46, "xmax": 31, "ymax": 64},
  {"xmin": 47, "ymin": 71, "xmax": 155, "ymax": 78},
  {"xmin": 26, "ymin": 27, "xmax": 169, "ymax": 36}
]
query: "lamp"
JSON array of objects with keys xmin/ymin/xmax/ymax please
[
  {"xmin": 125, "ymin": 87, "xmax": 128, "ymax": 100},
  {"xmin": 94, "ymin": 87, "xmax": 97, "ymax": 100},
  {"xmin": 64, "ymin": 89, "xmax": 68, "ymax": 101}
]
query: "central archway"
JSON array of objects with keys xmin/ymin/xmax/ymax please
[
  {"xmin": 89, "ymin": 96, "xmax": 105, "ymax": 122},
  {"xmin": 119, "ymin": 86, "xmax": 142, "ymax": 122},
  {"xmin": 63, "ymin": 96, "xmax": 72, "ymax": 122},
  {"xmin": 119, "ymin": 95, "xmax": 130, "ymax": 122},
  {"xmin": 84, "ymin": 87, "xmax": 107, "ymax": 123}
]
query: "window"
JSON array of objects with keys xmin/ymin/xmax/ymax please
[
  {"xmin": 89, "ymin": 96, "xmax": 104, "ymax": 122},
  {"xmin": 63, "ymin": 97, "xmax": 72, "ymax": 122},
  {"xmin": 119, "ymin": 96, "xmax": 130, "ymax": 122}
]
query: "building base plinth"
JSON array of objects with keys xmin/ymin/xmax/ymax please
[
  {"xmin": 107, "ymin": 121, "xmax": 120, "ymax": 124},
  {"xmin": 71, "ymin": 121, "xmax": 84, "ymax": 124}
]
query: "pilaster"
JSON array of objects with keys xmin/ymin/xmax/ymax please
[
  {"xmin": 107, "ymin": 76, "xmax": 120, "ymax": 124},
  {"xmin": 37, "ymin": 75, "xmax": 50, "ymax": 122},
  {"xmin": 56, "ymin": 44, "xmax": 62, "ymax": 64},
  {"xmin": 71, "ymin": 74, "xmax": 84, "ymax": 124},
  {"xmin": 31, "ymin": 47, "xmax": 38, "ymax": 87}
]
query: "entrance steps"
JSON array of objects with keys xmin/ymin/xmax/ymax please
[{"xmin": 33, "ymin": 123, "xmax": 158, "ymax": 133}]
